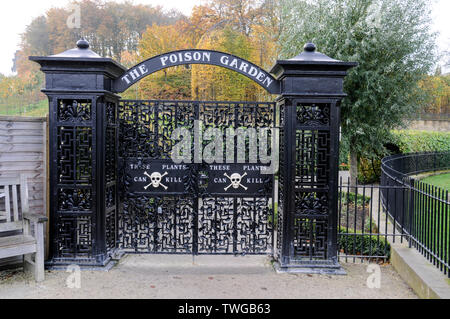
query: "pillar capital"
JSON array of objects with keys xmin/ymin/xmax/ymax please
[
  {"xmin": 30, "ymin": 39, "xmax": 126, "ymax": 94},
  {"xmin": 271, "ymin": 43, "xmax": 357, "ymax": 98}
]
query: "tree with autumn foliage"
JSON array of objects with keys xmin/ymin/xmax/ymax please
[
  {"xmin": 2, "ymin": 0, "xmax": 184, "ymax": 115},
  {"xmin": 135, "ymin": 0, "xmax": 281, "ymax": 101},
  {"xmin": 192, "ymin": 26, "xmax": 262, "ymax": 101},
  {"xmin": 137, "ymin": 22, "xmax": 194, "ymax": 100},
  {"xmin": 419, "ymin": 71, "xmax": 450, "ymax": 115},
  {"xmin": 189, "ymin": 0, "xmax": 281, "ymax": 101}
]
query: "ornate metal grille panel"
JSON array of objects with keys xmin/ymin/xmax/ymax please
[
  {"xmin": 295, "ymin": 130, "xmax": 330, "ymax": 188},
  {"xmin": 293, "ymin": 218, "xmax": 327, "ymax": 259},
  {"xmin": 118, "ymin": 100, "xmax": 276, "ymax": 255},
  {"xmin": 55, "ymin": 214, "xmax": 93, "ymax": 258},
  {"xmin": 52, "ymin": 98, "xmax": 96, "ymax": 261},
  {"xmin": 292, "ymin": 102, "xmax": 332, "ymax": 260}
]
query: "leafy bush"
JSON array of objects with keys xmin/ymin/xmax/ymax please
[
  {"xmin": 357, "ymin": 157, "xmax": 381, "ymax": 184},
  {"xmin": 338, "ymin": 227, "xmax": 391, "ymax": 259},
  {"xmin": 391, "ymin": 130, "xmax": 450, "ymax": 153}
]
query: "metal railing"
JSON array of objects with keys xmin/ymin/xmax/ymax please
[
  {"xmin": 337, "ymin": 179, "xmax": 407, "ymax": 264},
  {"xmin": 380, "ymin": 151, "xmax": 450, "ymax": 277}
]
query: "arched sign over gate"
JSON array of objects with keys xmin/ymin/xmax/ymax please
[{"xmin": 114, "ymin": 49, "xmax": 281, "ymax": 94}]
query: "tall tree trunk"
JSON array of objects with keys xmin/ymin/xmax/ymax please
[{"xmin": 349, "ymin": 146, "xmax": 358, "ymax": 186}]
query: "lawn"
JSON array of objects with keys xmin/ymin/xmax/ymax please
[
  {"xmin": 421, "ymin": 172, "xmax": 450, "ymax": 191},
  {"xmin": 411, "ymin": 178, "xmax": 449, "ymax": 273}
]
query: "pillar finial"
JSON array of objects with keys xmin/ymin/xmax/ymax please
[
  {"xmin": 304, "ymin": 42, "xmax": 316, "ymax": 52},
  {"xmin": 76, "ymin": 38, "xmax": 90, "ymax": 50}
]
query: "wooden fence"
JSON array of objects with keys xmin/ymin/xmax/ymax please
[{"xmin": 0, "ymin": 116, "xmax": 48, "ymax": 267}]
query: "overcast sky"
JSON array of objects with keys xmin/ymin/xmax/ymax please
[{"xmin": 0, "ymin": 0, "xmax": 449, "ymax": 75}]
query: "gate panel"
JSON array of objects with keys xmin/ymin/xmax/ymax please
[
  {"xmin": 120, "ymin": 196, "xmax": 195, "ymax": 253},
  {"xmin": 118, "ymin": 100, "xmax": 275, "ymax": 255}
]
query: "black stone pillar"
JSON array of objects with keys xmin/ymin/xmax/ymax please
[
  {"xmin": 271, "ymin": 43, "xmax": 357, "ymax": 274},
  {"xmin": 30, "ymin": 39, "xmax": 126, "ymax": 268}
]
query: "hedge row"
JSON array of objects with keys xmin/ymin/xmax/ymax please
[
  {"xmin": 338, "ymin": 227, "xmax": 391, "ymax": 259},
  {"xmin": 391, "ymin": 130, "xmax": 450, "ymax": 153}
]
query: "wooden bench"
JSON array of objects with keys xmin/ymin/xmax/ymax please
[{"xmin": 0, "ymin": 174, "xmax": 47, "ymax": 282}]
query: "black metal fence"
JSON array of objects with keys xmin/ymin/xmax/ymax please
[
  {"xmin": 337, "ymin": 179, "xmax": 403, "ymax": 263},
  {"xmin": 380, "ymin": 152, "xmax": 450, "ymax": 277}
]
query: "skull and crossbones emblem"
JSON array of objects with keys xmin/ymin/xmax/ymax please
[
  {"xmin": 224, "ymin": 172, "xmax": 248, "ymax": 191},
  {"xmin": 144, "ymin": 171, "xmax": 169, "ymax": 190}
]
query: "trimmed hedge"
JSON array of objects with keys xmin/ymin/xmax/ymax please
[
  {"xmin": 391, "ymin": 130, "xmax": 450, "ymax": 153},
  {"xmin": 338, "ymin": 227, "xmax": 391, "ymax": 259}
]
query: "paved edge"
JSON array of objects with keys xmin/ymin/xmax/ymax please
[{"xmin": 390, "ymin": 242, "xmax": 450, "ymax": 299}]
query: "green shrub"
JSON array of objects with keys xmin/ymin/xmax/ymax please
[{"xmin": 338, "ymin": 227, "xmax": 391, "ymax": 259}]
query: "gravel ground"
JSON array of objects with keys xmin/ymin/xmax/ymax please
[{"xmin": 0, "ymin": 254, "xmax": 417, "ymax": 299}]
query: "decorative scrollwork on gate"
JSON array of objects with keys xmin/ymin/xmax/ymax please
[
  {"xmin": 119, "ymin": 195, "xmax": 195, "ymax": 253},
  {"xmin": 276, "ymin": 101, "xmax": 285, "ymax": 256},
  {"xmin": 58, "ymin": 188, "xmax": 92, "ymax": 211},
  {"xmin": 237, "ymin": 197, "xmax": 272, "ymax": 254},
  {"xmin": 295, "ymin": 192, "xmax": 328, "ymax": 216},
  {"xmin": 296, "ymin": 104, "xmax": 330, "ymax": 126},
  {"xmin": 57, "ymin": 99, "xmax": 92, "ymax": 122}
]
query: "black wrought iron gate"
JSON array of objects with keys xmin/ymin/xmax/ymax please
[
  {"xmin": 32, "ymin": 40, "xmax": 356, "ymax": 272},
  {"xmin": 117, "ymin": 100, "xmax": 276, "ymax": 255}
]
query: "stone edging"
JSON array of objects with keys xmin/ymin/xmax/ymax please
[{"xmin": 390, "ymin": 241, "xmax": 450, "ymax": 299}]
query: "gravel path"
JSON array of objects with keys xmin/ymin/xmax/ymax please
[{"xmin": 0, "ymin": 255, "xmax": 416, "ymax": 299}]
